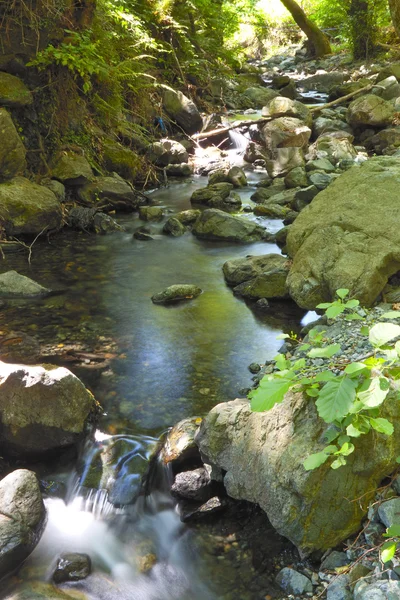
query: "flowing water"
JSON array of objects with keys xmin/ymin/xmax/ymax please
[{"xmin": 0, "ymin": 155, "xmax": 311, "ymax": 599}]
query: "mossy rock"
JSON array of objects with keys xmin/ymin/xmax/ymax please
[
  {"xmin": 0, "ymin": 108, "xmax": 26, "ymax": 181},
  {"xmin": 0, "ymin": 72, "xmax": 32, "ymax": 108},
  {"xmin": 102, "ymin": 141, "xmax": 144, "ymax": 181}
]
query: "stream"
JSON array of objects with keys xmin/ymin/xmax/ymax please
[{"xmin": 0, "ymin": 142, "xmax": 313, "ymax": 599}]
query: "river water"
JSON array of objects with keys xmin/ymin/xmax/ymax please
[{"xmin": 0, "ymin": 150, "xmax": 310, "ymax": 599}]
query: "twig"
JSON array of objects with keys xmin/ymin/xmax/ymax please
[
  {"xmin": 309, "ymin": 84, "xmax": 373, "ymax": 114},
  {"xmin": 11, "ymin": 226, "xmax": 48, "ymax": 265}
]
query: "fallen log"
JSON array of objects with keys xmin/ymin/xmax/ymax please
[
  {"xmin": 309, "ymin": 83, "xmax": 373, "ymax": 113},
  {"xmin": 191, "ymin": 117, "xmax": 273, "ymax": 141}
]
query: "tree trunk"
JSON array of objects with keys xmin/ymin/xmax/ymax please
[
  {"xmin": 279, "ymin": 0, "xmax": 331, "ymax": 57},
  {"xmin": 389, "ymin": 0, "xmax": 400, "ymax": 38},
  {"xmin": 348, "ymin": 0, "xmax": 375, "ymax": 59}
]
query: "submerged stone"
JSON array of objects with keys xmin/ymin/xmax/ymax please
[
  {"xmin": 151, "ymin": 284, "xmax": 202, "ymax": 304},
  {"xmin": 0, "ymin": 271, "xmax": 50, "ymax": 297},
  {"xmin": 53, "ymin": 553, "xmax": 91, "ymax": 583}
]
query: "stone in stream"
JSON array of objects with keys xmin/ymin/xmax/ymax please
[
  {"xmin": 239, "ymin": 86, "xmax": 278, "ymax": 109},
  {"xmin": 147, "ymin": 139, "xmax": 189, "ymax": 167},
  {"xmin": 159, "ymin": 416, "xmax": 202, "ymax": 469},
  {"xmin": 0, "ymin": 470, "xmax": 46, "ymax": 580},
  {"xmin": 192, "ymin": 209, "xmax": 267, "ymax": 243},
  {"xmin": 261, "ymin": 96, "xmax": 312, "ymax": 126},
  {"xmin": 165, "ymin": 163, "xmax": 193, "ymax": 177},
  {"xmin": 53, "ymin": 553, "xmax": 91, "ymax": 583},
  {"xmin": 275, "ymin": 567, "xmax": 313, "ymax": 595},
  {"xmin": 174, "ymin": 209, "xmax": 200, "ymax": 225},
  {"xmin": 0, "ymin": 108, "xmax": 26, "ymax": 181},
  {"xmin": 171, "ymin": 467, "xmax": 212, "ymax": 502},
  {"xmin": 208, "ymin": 192, "xmax": 242, "ymax": 213},
  {"xmin": 163, "ymin": 217, "xmax": 186, "ymax": 237},
  {"xmin": 139, "ymin": 206, "xmax": 164, "ymax": 221},
  {"xmin": 190, "ymin": 182, "xmax": 233, "ymax": 206},
  {"xmin": 0, "ymin": 177, "xmax": 62, "ymax": 236},
  {"xmin": 0, "ymin": 271, "xmax": 50, "ymax": 297},
  {"xmin": 265, "ymin": 147, "xmax": 305, "ymax": 178},
  {"xmin": 51, "ymin": 152, "xmax": 94, "ymax": 186},
  {"xmin": 4, "ymin": 582, "xmax": 81, "ymax": 599},
  {"xmin": 223, "ymin": 254, "xmax": 288, "ymax": 286},
  {"xmin": 347, "ymin": 94, "xmax": 395, "ymax": 128},
  {"xmin": 179, "ymin": 496, "xmax": 227, "ymax": 523},
  {"xmin": 151, "ymin": 284, "xmax": 202, "ymax": 304},
  {"xmin": 284, "ymin": 166, "xmax": 308, "ymax": 189},
  {"xmin": 77, "ymin": 176, "xmax": 140, "ymax": 211},
  {"xmin": 0, "ymin": 361, "xmax": 98, "ymax": 457}
]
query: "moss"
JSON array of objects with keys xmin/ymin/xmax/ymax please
[{"xmin": 102, "ymin": 140, "xmax": 146, "ymax": 182}]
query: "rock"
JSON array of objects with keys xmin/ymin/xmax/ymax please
[
  {"xmin": 208, "ymin": 192, "xmax": 242, "ymax": 213},
  {"xmin": 376, "ymin": 64, "xmax": 400, "ymax": 83},
  {"xmin": 0, "ymin": 361, "xmax": 98, "ymax": 457},
  {"xmin": 165, "ymin": 163, "xmax": 193, "ymax": 177},
  {"xmin": 292, "ymin": 185, "xmax": 319, "ymax": 211},
  {"xmin": 0, "ymin": 470, "xmax": 46, "ymax": 579},
  {"xmin": 377, "ymin": 498, "xmax": 400, "ymax": 528},
  {"xmin": 160, "ymin": 416, "xmax": 202, "ymax": 469},
  {"xmin": 354, "ymin": 579, "xmax": 400, "ymax": 600},
  {"xmin": 223, "ymin": 254, "xmax": 288, "ymax": 286},
  {"xmin": 240, "ymin": 86, "xmax": 278, "ymax": 109},
  {"xmin": 0, "ymin": 55, "xmax": 27, "ymax": 76},
  {"xmin": 275, "ymin": 226, "xmax": 290, "ymax": 247},
  {"xmin": 162, "ymin": 87, "xmax": 202, "ymax": 134},
  {"xmin": 0, "ymin": 330, "xmax": 41, "ymax": 364},
  {"xmin": 0, "ymin": 177, "xmax": 62, "ymax": 235},
  {"xmin": 151, "ymin": 284, "xmax": 202, "ymax": 304},
  {"xmin": 250, "ymin": 182, "xmax": 286, "ymax": 203},
  {"xmin": 102, "ymin": 140, "xmax": 143, "ymax": 181},
  {"xmin": 190, "ymin": 183, "xmax": 233, "ymax": 206},
  {"xmin": 227, "ymin": 166, "xmax": 247, "ymax": 187},
  {"xmin": 52, "ymin": 153, "xmax": 93, "ymax": 186},
  {"xmin": 77, "ymin": 176, "xmax": 139, "ymax": 211},
  {"xmin": 233, "ymin": 267, "xmax": 289, "ymax": 300},
  {"xmin": 307, "ymin": 133, "xmax": 357, "ymax": 165},
  {"xmin": 253, "ymin": 204, "xmax": 289, "ymax": 219},
  {"xmin": 365, "ymin": 128, "xmax": 400, "ymax": 155},
  {"xmin": 163, "ymin": 217, "xmax": 186, "ymax": 237},
  {"xmin": 313, "ymin": 116, "xmax": 352, "ymax": 138},
  {"xmin": 0, "ymin": 271, "xmax": 50, "ymax": 297},
  {"xmin": 0, "ymin": 109, "xmax": 26, "ymax": 181},
  {"xmin": 286, "ymin": 156, "xmax": 400, "ymax": 308},
  {"xmin": 284, "ymin": 166, "xmax": 308, "ymax": 188},
  {"xmin": 261, "ymin": 96, "xmax": 312, "ymax": 126},
  {"xmin": 265, "ymin": 147, "xmax": 305, "ymax": 178},
  {"xmin": 327, "ymin": 577, "xmax": 353, "ymax": 600},
  {"xmin": 255, "ymin": 298, "xmax": 270, "ymax": 310},
  {"xmin": 174, "ymin": 209, "xmax": 200, "ymax": 225},
  {"xmin": 306, "ymin": 158, "xmax": 335, "ymax": 172},
  {"xmin": 43, "ymin": 179, "xmax": 65, "ymax": 203},
  {"xmin": 208, "ymin": 168, "xmax": 229, "ymax": 185},
  {"xmin": 329, "ymin": 79, "xmax": 370, "ymax": 100},
  {"xmin": 133, "ymin": 230, "xmax": 153, "ymax": 241},
  {"xmin": 0, "ymin": 72, "xmax": 32, "ymax": 107},
  {"xmin": 68, "ymin": 207, "xmax": 123, "ymax": 234},
  {"xmin": 298, "ymin": 72, "xmax": 346, "ymax": 94},
  {"xmin": 147, "ymin": 139, "xmax": 189, "ymax": 167},
  {"xmin": 373, "ymin": 76, "xmax": 400, "ymax": 101},
  {"xmin": 192, "ymin": 209, "xmax": 267, "ymax": 243},
  {"xmin": 171, "ymin": 467, "xmax": 212, "ymax": 502},
  {"xmin": 139, "ymin": 206, "xmax": 164, "ymax": 221},
  {"xmin": 347, "ymin": 94, "xmax": 394, "ymax": 128},
  {"xmin": 195, "ymin": 391, "xmax": 400, "ymax": 556},
  {"xmin": 53, "ymin": 552, "xmax": 91, "ymax": 583},
  {"xmin": 308, "ymin": 171, "xmax": 333, "ymax": 190},
  {"xmin": 272, "ymin": 75, "xmax": 291, "ymax": 89},
  {"xmin": 321, "ymin": 551, "xmax": 349, "ymax": 570},
  {"xmin": 275, "ymin": 568, "xmax": 313, "ymax": 595},
  {"xmin": 261, "ymin": 117, "xmax": 311, "ymax": 151},
  {"xmin": 180, "ymin": 496, "xmax": 227, "ymax": 523},
  {"xmin": 4, "ymin": 582, "xmax": 80, "ymax": 599}
]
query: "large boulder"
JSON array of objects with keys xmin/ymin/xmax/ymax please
[
  {"xmin": 196, "ymin": 392, "xmax": 400, "ymax": 556},
  {"xmin": 223, "ymin": 254, "xmax": 288, "ymax": 285},
  {"xmin": 77, "ymin": 176, "xmax": 140, "ymax": 211},
  {"xmin": 265, "ymin": 147, "xmax": 305, "ymax": 178},
  {"xmin": 102, "ymin": 141, "xmax": 144, "ymax": 181},
  {"xmin": 192, "ymin": 209, "xmax": 267, "ymax": 243},
  {"xmin": 0, "ymin": 73, "xmax": 32, "ymax": 107},
  {"xmin": 0, "ymin": 271, "xmax": 50, "ymax": 297},
  {"xmin": 239, "ymin": 86, "xmax": 278, "ymax": 109},
  {"xmin": 0, "ymin": 109, "xmax": 26, "ymax": 181},
  {"xmin": 190, "ymin": 183, "xmax": 233, "ymax": 206},
  {"xmin": 347, "ymin": 94, "xmax": 394, "ymax": 128},
  {"xmin": 286, "ymin": 157, "xmax": 400, "ymax": 308},
  {"xmin": 147, "ymin": 139, "xmax": 188, "ymax": 166},
  {"xmin": 0, "ymin": 177, "xmax": 62, "ymax": 236},
  {"xmin": 261, "ymin": 97, "xmax": 312, "ymax": 127},
  {"xmin": 307, "ymin": 132, "xmax": 357, "ymax": 165},
  {"xmin": 162, "ymin": 87, "xmax": 202, "ymax": 135},
  {"xmin": 298, "ymin": 72, "xmax": 346, "ymax": 94},
  {"xmin": 0, "ymin": 470, "xmax": 46, "ymax": 579},
  {"xmin": 261, "ymin": 117, "xmax": 311, "ymax": 152},
  {"xmin": 0, "ymin": 361, "xmax": 98, "ymax": 457},
  {"xmin": 51, "ymin": 153, "xmax": 93, "ymax": 186},
  {"xmin": 223, "ymin": 254, "xmax": 290, "ymax": 300}
]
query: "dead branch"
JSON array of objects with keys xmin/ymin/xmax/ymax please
[{"xmin": 309, "ymin": 84, "xmax": 373, "ymax": 113}]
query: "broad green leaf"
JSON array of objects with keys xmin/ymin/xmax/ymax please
[
  {"xmin": 307, "ymin": 343, "xmax": 341, "ymax": 359},
  {"xmin": 336, "ymin": 289, "xmax": 349, "ymax": 299},
  {"xmin": 293, "ymin": 358, "xmax": 306, "ymax": 370},
  {"xmin": 369, "ymin": 417, "xmax": 394, "ymax": 436},
  {"xmin": 300, "ymin": 343, "xmax": 311, "ymax": 352},
  {"xmin": 346, "ymin": 423, "xmax": 363, "ymax": 437},
  {"xmin": 360, "ymin": 325, "xmax": 370, "ymax": 336},
  {"xmin": 315, "ymin": 371, "xmax": 337, "ymax": 382},
  {"xmin": 303, "ymin": 452, "xmax": 330, "ymax": 471},
  {"xmin": 345, "ymin": 299, "xmax": 360, "ymax": 308},
  {"xmin": 382, "ymin": 311, "xmax": 400, "ymax": 319},
  {"xmin": 306, "ymin": 388, "xmax": 319, "ymax": 397},
  {"xmin": 383, "ymin": 349, "xmax": 398, "ymax": 362},
  {"xmin": 299, "ymin": 377, "xmax": 312, "ymax": 385},
  {"xmin": 369, "ymin": 323, "xmax": 400, "ymax": 347},
  {"xmin": 381, "ymin": 541, "xmax": 397, "ymax": 563},
  {"xmin": 345, "ymin": 313, "xmax": 364, "ymax": 321},
  {"xmin": 331, "ymin": 456, "xmax": 346, "ymax": 469},
  {"xmin": 396, "ymin": 456, "xmax": 400, "ymax": 464},
  {"xmin": 324, "ymin": 445, "xmax": 339, "ymax": 454},
  {"xmin": 321, "ymin": 427, "xmax": 340, "ymax": 443},
  {"xmin": 357, "ymin": 377, "xmax": 390, "ymax": 408},
  {"xmin": 336, "ymin": 442, "xmax": 355, "ymax": 456},
  {"xmin": 275, "ymin": 353, "xmax": 290, "ymax": 371},
  {"xmin": 250, "ymin": 378, "xmax": 292, "ymax": 412},
  {"xmin": 326, "ymin": 304, "xmax": 346, "ymax": 319},
  {"xmin": 316, "ymin": 377, "xmax": 357, "ymax": 423},
  {"xmin": 344, "ymin": 362, "xmax": 368, "ymax": 375},
  {"xmin": 387, "ymin": 525, "xmax": 400, "ymax": 537},
  {"xmin": 316, "ymin": 302, "xmax": 332, "ymax": 309},
  {"xmin": 337, "ymin": 434, "xmax": 350, "ymax": 446},
  {"xmin": 276, "ymin": 333, "xmax": 290, "ymax": 340}
]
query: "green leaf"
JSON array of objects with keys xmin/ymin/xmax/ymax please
[
  {"xmin": 381, "ymin": 541, "xmax": 397, "ymax": 563},
  {"xmin": 315, "ymin": 371, "xmax": 337, "ymax": 382},
  {"xmin": 322, "ymin": 427, "xmax": 340, "ymax": 443},
  {"xmin": 344, "ymin": 362, "xmax": 368, "ymax": 375},
  {"xmin": 337, "ymin": 434, "xmax": 350, "ymax": 446},
  {"xmin": 369, "ymin": 417, "xmax": 394, "ymax": 436},
  {"xmin": 357, "ymin": 377, "xmax": 390, "ymax": 408},
  {"xmin": 300, "ymin": 343, "xmax": 311, "ymax": 352},
  {"xmin": 316, "ymin": 302, "xmax": 332, "ymax": 309},
  {"xmin": 307, "ymin": 343, "xmax": 341, "ymax": 359},
  {"xmin": 369, "ymin": 323, "xmax": 400, "ymax": 347},
  {"xmin": 336, "ymin": 289, "xmax": 349, "ymax": 299},
  {"xmin": 250, "ymin": 378, "xmax": 292, "ymax": 412},
  {"xmin": 336, "ymin": 442, "xmax": 355, "ymax": 456},
  {"xmin": 346, "ymin": 423, "xmax": 363, "ymax": 437},
  {"xmin": 396, "ymin": 456, "xmax": 400, "ymax": 464},
  {"xmin": 293, "ymin": 358, "xmax": 306, "ymax": 370},
  {"xmin": 326, "ymin": 304, "xmax": 346, "ymax": 319},
  {"xmin": 306, "ymin": 388, "xmax": 319, "ymax": 397},
  {"xmin": 303, "ymin": 452, "xmax": 330, "ymax": 471},
  {"xmin": 345, "ymin": 313, "xmax": 364, "ymax": 321},
  {"xmin": 276, "ymin": 333, "xmax": 290, "ymax": 340},
  {"xmin": 360, "ymin": 325, "xmax": 370, "ymax": 336},
  {"xmin": 316, "ymin": 377, "xmax": 357, "ymax": 423},
  {"xmin": 381, "ymin": 311, "xmax": 400, "ymax": 319},
  {"xmin": 275, "ymin": 353, "xmax": 290, "ymax": 371},
  {"xmin": 331, "ymin": 456, "xmax": 347, "ymax": 469},
  {"xmin": 345, "ymin": 299, "xmax": 360, "ymax": 308},
  {"xmin": 387, "ymin": 525, "xmax": 400, "ymax": 537}
]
